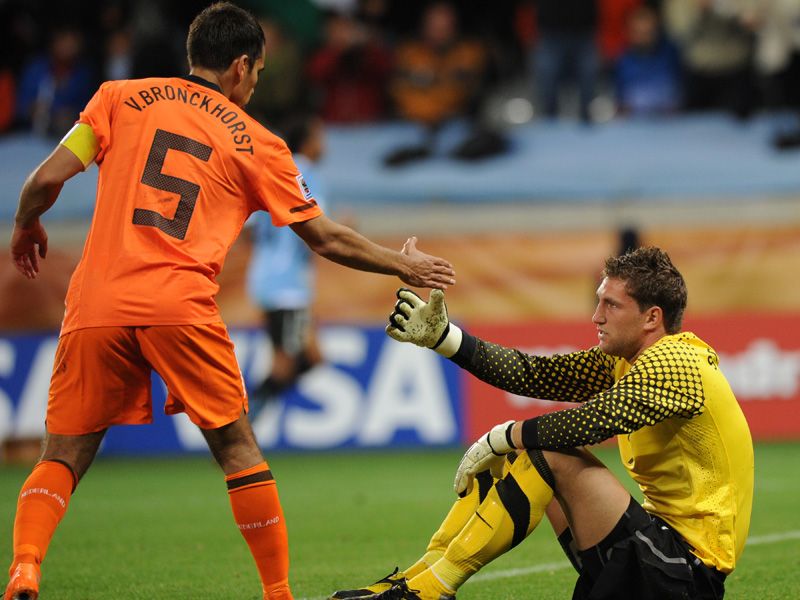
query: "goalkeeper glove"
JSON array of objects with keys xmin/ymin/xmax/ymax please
[
  {"xmin": 385, "ymin": 288, "xmax": 462, "ymax": 357},
  {"xmin": 454, "ymin": 420, "xmax": 516, "ymax": 496}
]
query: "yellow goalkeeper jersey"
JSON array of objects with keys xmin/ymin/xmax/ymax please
[
  {"xmin": 453, "ymin": 331, "xmax": 754, "ymax": 574},
  {"xmin": 615, "ymin": 333, "xmax": 753, "ymax": 573}
]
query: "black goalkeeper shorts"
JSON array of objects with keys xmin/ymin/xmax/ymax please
[{"xmin": 566, "ymin": 498, "xmax": 727, "ymax": 600}]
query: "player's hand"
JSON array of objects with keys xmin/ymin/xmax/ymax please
[
  {"xmin": 454, "ymin": 421, "xmax": 516, "ymax": 496},
  {"xmin": 10, "ymin": 220, "xmax": 48, "ymax": 280},
  {"xmin": 398, "ymin": 236, "xmax": 455, "ymax": 290},
  {"xmin": 385, "ymin": 288, "xmax": 462, "ymax": 357}
]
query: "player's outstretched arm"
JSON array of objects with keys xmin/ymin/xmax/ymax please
[
  {"xmin": 290, "ymin": 214, "xmax": 455, "ymax": 289},
  {"xmin": 11, "ymin": 145, "xmax": 84, "ymax": 279}
]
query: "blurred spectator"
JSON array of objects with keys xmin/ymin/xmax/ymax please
[
  {"xmin": 385, "ymin": 1, "xmax": 500, "ymax": 164},
  {"xmin": 663, "ymin": 0, "xmax": 755, "ymax": 118},
  {"xmin": 0, "ymin": 68, "xmax": 14, "ymax": 133},
  {"xmin": 246, "ymin": 115, "xmax": 327, "ymax": 404},
  {"xmin": 15, "ymin": 25, "xmax": 94, "ymax": 137},
  {"xmin": 0, "ymin": 2, "xmax": 43, "ymax": 78},
  {"xmin": 244, "ymin": 0, "xmax": 323, "ymax": 48},
  {"xmin": 745, "ymin": 0, "xmax": 800, "ymax": 149},
  {"xmin": 615, "ymin": 5, "xmax": 682, "ymax": 116},
  {"xmin": 307, "ymin": 11, "xmax": 392, "ymax": 123},
  {"xmin": 530, "ymin": 0, "xmax": 600, "ymax": 122},
  {"xmin": 390, "ymin": 2, "xmax": 488, "ymax": 125},
  {"xmin": 469, "ymin": 0, "xmax": 530, "ymax": 94},
  {"xmin": 90, "ymin": 1, "xmax": 133, "ymax": 82},
  {"xmin": 104, "ymin": 28, "xmax": 134, "ymax": 81},
  {"xmin": 248, "ymin": 18, "xmax": 305, "ymax": 127},
  {"xmin": 599, "ymin": 0, "xmax": 643, "ymax": 65},
  {"xmin": 356, "ymin": 0, "xmax": 395, "ymax": 41},
  {"xmin": 750, "ymin": 0, "xmax": 800, "ymax": 105},
  {"xmin": 618, "ymin": 225, "xmax": 642, "ymax": 255},
  {"xmin": 128, "ymin": 1, "xmax": 186, "ymax": 78}
]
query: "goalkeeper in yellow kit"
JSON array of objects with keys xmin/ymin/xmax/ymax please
[{"xmin": 330, "ymin": 246, "xmax": 753, "ymax": 600}]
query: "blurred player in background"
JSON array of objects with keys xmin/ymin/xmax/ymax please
[
  {"xmin": 332, "ymin": 247, "xmax": 752, "ymax": 600},
  {"xmin": 5, "ymin": 3, "xmax": 455, "ymax": 600},
  {"xmin": 246, "ymin": 115, "xmax": 326, "ymax": 406}
]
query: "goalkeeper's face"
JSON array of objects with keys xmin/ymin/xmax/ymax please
[{"xmin": 592, "ymin": 277, "xmax": 656, "ymax": 361}]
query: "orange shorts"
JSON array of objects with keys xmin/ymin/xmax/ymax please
[{"xmin": 47, "ymin": 323, "xmax": 248, "ymax": 434}]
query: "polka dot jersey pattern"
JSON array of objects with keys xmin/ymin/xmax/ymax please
[{"xmin": 467, "ymin": 337, "xmax": 705, "ymax": 449}]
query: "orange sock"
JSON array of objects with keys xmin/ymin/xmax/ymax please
[
  {"xmin": 10, "ymin": 460, "xmax": 77, "ymax": 577},
  {"xmin": 226, "ymin": 462, "xmax": 293, "ymax": 600}
]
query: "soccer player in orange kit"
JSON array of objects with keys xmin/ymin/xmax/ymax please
[{"xmin": 5, "ymin": 3, "xmax": 455, "ymax": 599}]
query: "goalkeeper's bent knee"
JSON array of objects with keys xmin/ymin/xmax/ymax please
[{"xmin": 441, "ymin": 451, "xmax": 555, "ymax": 582}]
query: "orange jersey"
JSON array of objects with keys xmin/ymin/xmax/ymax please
[{"xmin": 61, "ymin": 76, "xmax": 322, "ymax": 334}]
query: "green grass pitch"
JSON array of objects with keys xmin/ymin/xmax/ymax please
[{"xmin": 1, "ymin": 442, "xmax": 799, "ymax": 599}]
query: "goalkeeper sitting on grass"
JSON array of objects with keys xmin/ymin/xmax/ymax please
[{"xmin": 329, "ymin": 247, "xmax": 753, "ymax": 600}]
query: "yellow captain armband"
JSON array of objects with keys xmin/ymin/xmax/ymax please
[{"xmin": 60, "ymin": 123, "xmax": 100, "ymax": 169}]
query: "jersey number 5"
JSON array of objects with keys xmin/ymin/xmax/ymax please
[{"xmin": 133, "ymin": 129, "xmax": 213, "ymax": 240}]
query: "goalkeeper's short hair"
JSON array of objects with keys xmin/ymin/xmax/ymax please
[{"xmin": 603, "ymin": 247, "xmax": 687, "ymax": 334}]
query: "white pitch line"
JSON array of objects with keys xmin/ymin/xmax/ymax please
[
  {"xmin": 747, "ymin": 529, "xmax": 800, "ymax": 546},
  {"xmin": 299, "ymin": 529, "xmax": 800, "ymax": 600},
  {"xmin": 470, "ymin": 560, "xmax": 572, "ymax": 582}
]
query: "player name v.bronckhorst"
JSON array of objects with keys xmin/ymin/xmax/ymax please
[{"xmin": 123, "ymin": 82, "xmax": 254, "ymax": 154}]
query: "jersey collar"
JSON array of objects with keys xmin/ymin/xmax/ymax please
[{"xmin": 183, "ymin": 74, "xmax": 222, "ymax": 95}]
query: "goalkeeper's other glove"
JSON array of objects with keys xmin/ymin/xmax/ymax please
[
  {"xmin": 385, "ymin": 288, "xmax": 462, "ymax": 357},
  {"xmin": 454, "ymin": 420, "xmax": 516, "ymax": 496}
]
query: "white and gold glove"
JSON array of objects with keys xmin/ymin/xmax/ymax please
[
  {"xmin": 385, "ymin": 288, "xmax": 462, "ymax": 357},
  {"xmin": 454, "ymin": 420, "xmax": 516, "ymax": 496}
]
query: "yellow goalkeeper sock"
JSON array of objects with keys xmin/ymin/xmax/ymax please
[
  {"xmin": 404, "ymin": 550, "xmax": 442, "ymax": 580},
  {"xmin": 409, "ymin": 450, "xmax": 554, "ymax": 595},
  {"xmin": 404, "ymin": 470, "xmax": 496, "ymax": 579}
]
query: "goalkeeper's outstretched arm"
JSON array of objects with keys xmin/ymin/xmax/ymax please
[{"xmin": 386, "ymin": 287, "xmax": 616, "ymax": 402}]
